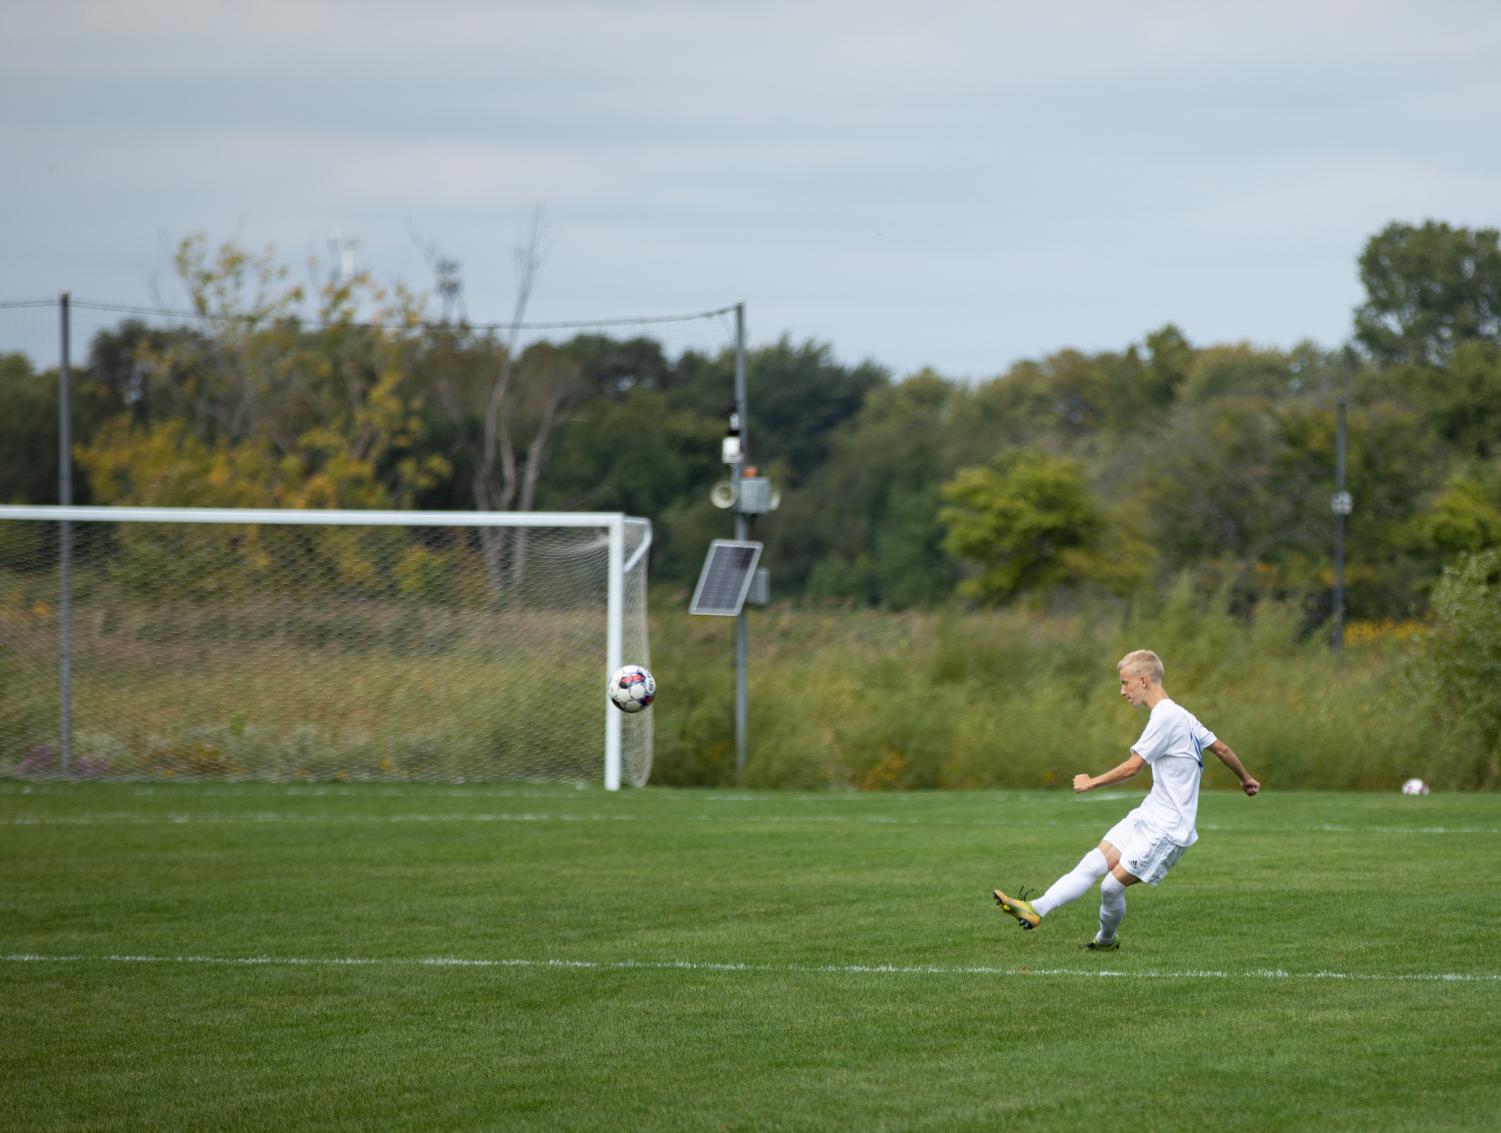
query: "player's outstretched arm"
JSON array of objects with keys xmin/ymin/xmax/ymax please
[
  {"xmin": 1073, "ymin": 752, "xmax": 1146, "ymax": 794},
  {"xmin": 1208, "ymin": 739, "xmax": 1259, "ymax": 796}
]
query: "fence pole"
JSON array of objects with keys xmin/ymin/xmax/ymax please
[
  {"xmin": 58, "ymin": 292, "xmax": 73, "ymax": 774},
  {"xmin": 733, "ymin": 302, "xmax": 749, "ymax": 780}
]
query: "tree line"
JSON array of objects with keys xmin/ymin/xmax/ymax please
[{"xmin": 3, "ymin": 219, "xmax": 1501, "ymax": 628}]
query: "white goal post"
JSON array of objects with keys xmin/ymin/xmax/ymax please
[{"xmin": 0, "ymin": 506, "xmax": 652, "ymax": 790}]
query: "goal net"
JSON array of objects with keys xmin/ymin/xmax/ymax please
[{"xmin": 0, "ymin": 507, "xmax": 653, "ymax": 788}]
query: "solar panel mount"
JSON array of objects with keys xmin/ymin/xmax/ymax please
[{"xmin": 689, "ymin": 540, "xmax": 764, "ymax": 616}]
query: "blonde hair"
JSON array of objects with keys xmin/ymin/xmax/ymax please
[{"xmin": 1117, "ymin": 649, "xmax": 1164, "ymax": 685}]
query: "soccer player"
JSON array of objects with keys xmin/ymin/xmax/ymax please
[{"xmin": 993, "ymin": 649, "xmax": 1260, "ymax": 950}]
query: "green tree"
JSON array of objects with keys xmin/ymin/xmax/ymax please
[
  {"xmin": 1372, "ymin": 340, "xmax": 1501, "ymax": 460},
  {"xmin": 964, "ymin": 353, "xmax": 1110, "ymax": 453},
  {"xmin": 1124, "ymin": 394, "xmax": 1442, "ymax": 617},
  {"xmin": 752, "ymin": 339, "xmax": 888, "ymax": 485},
  {"xmin": 1355, "ymin": 220, "xmax": 1501, "ymax": 367},
  {"xmin": 1139, "ymin": 324, "xmax": 1194, "ymax": 407},
  {"xmin": 1417, "ymin": 469, "xmax": 1501, "ymax": 558},
  {"xmin": 70, "ymin": 237, "xmax": 452, "ymax": 600},
  {"xmin": 1125, "ymin": 398, "xmax": 1316, "ymax": 572},
  {"xmin": 954, "ymin": 332, "xmax": 1179, "ymax": 462},
  {"xmin": 783, "ymin": 370, "xmax": 958, "ymax": 606},
  {"xmin": 85, "ymin": 236, "xmax": 444, "ymax": 511},
  {"xmin": 1413, "ymin": 549, "xmax": 1501, "ymax": 786},
  {"xmin": 1178, "ymin": 343, "xmax": 1296, "ymax": 403},
  {"xmin": 1439, "ymin": 341, "xmax": 1501, "ymax": 458},
  {"xmin": 560, "ymin": 334, "xmax": 674, "ymax": 397},
  {"xmin": 541, "ymin": 387, "xmax": 720, "ymax": 515},
  {"xmin": 0, "ymin": 354, "xmax": 68, "ymax": 504},
  {"xmin": 940, "ymin": 450, "xmax": 1106, "ymax": 604},
  {"xmin": 662, "ymin": 337, "xmax": 887, "ymax": 486},
  {"xmin": 538, "ymin": 386, "xmax": 723, "ymax": 589},
  {"xmin": 0, "ymin": 352, "xmax": 125, "ymax": 506}
]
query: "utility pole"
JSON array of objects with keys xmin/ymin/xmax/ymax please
[
  {"xmin": 733, "ymin": 301, "xmax": 749, "ymax": 778},
  {"xmin": 1331, "ymin": 397, "xmax": 1351, "ymax": 652},
  {"xmin": 689, "ymin": 302, "xmax": 773, "ymax": 779}
]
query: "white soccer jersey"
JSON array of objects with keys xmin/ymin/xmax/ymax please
[{"xmin": 1127, "ymin": 698, "xmax": 1216, "ymax": 847}]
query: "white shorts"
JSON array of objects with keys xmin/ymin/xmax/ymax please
[{"xmin": 1103, "ymin": 814, "xmax": 1189, "ymax": 886}]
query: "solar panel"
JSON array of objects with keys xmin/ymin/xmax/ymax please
[{"xmin": 689, "ymin": 540, "xmax": 764, "ymax": 616}]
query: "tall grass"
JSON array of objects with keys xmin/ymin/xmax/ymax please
[
  {"xmin": 2, "ymin": 571, "xmax": 1463, "ymax": 790},
  {"xmin": 649, "ymin": 584, "xmax": 1446, "ymax": 791},
  {"xmin": 0, "ymin": 574, "xmax": 633, "ymax": 782}
]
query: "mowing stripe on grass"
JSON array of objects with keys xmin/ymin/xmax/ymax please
[
  {"xmin": 3, "ymin": 811, "xmax": 639, "ymax": 826},
  {"xmin": 6, "ymin": 810, "xmax": 1501, "ymax": 836},
  {"xmin": 5, "ymin": 953, "xmax": 1499, "ymax": 984}
]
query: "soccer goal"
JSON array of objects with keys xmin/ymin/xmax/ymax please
[{"xmin": 0, "ymin": 506, "xmax": 653, "ymax": 789}]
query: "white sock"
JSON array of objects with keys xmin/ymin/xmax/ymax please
[
  {"xmin": 1031, "ymin": 849, "xmax": 1108, "ymax": 918},
  {"xmin": 1097, "ymin": 874, "xmax": 1127, "ymax": 943}
]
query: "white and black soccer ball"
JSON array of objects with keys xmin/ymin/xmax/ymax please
[
  {"xmin": 608, "ymin": 664, "xmax": 656, "ymax": 713},
  {"xmin": 1400, "ymin": 778, "xmax": 1429, "ymax": 796}
]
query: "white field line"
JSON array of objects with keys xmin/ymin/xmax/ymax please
[
  {"xmin": 0, "ymin": 784, "xmax": 894, "ymax": 803},
  {"xmin": 1, "ymin": 781, "xmax": 1484, "ymax": 811},
  {"xmin": 3, "ymin": 952, "xmax": 1499, "ymax": 984},
  {"xmin": 1, "ymin": 811, "xmax": 985, "ymax": 827},
  {"xmin": 4, "ymin": 810, "xmax": 1500, "ymax": 836},
  {"xmin": 2, "ymin": 811, "xmax": 640, "ymax": 826}
]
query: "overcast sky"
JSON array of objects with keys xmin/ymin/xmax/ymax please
[{"xmin": 4, "ymin": 0, "xmax": 1500, "ymax": 378}]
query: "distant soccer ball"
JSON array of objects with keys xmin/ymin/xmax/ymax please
[
  {"xmin": 1401, "ymin": 778, "xmax": 1430, "ymax": 796},
  {"xmin": 608, "ymin": 665, "xmax": 656, "ymax": 713}
]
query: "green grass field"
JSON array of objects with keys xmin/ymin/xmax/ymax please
[{"xmin": 4, "ymin": 781, "xmax": 1500, "ymax": 1131}]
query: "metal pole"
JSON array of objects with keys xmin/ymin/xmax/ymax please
[
  {"xmin": 1332, "ymin": 397, "xmax": 1347, "ymax": 654},
  {"xmin": 733, "ymin": 302, "xmax": 749, "ymax": 780},
  {"xmin": 604, "ymin": 514, "xmax": 623, "ymax": 791},
  {"xmin": 58, "ymin": 292, "xmax": 73, "ymax": 774}
]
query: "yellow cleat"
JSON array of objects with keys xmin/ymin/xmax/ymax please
[{"xmin": 993, "ymin": 888, "xmax": 1040, "ymax": 930}]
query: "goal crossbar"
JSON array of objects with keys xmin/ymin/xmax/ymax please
[{"xmin": 0, "ymin": 506, "xmax": 631, "ymax": 529}]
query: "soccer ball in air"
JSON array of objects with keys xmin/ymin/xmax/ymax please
[
  {"xmin": 608, "ymin": 665, "xmax": 656, "ymax": 713},
  {"xmin": 1400, "ymin": 778, "xmax": 1429, "ymax": 796}
]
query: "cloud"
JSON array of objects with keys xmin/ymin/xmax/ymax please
[{"xmin": 4, "ymin": 0, "xmax": 1501, "ymax": 374}]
